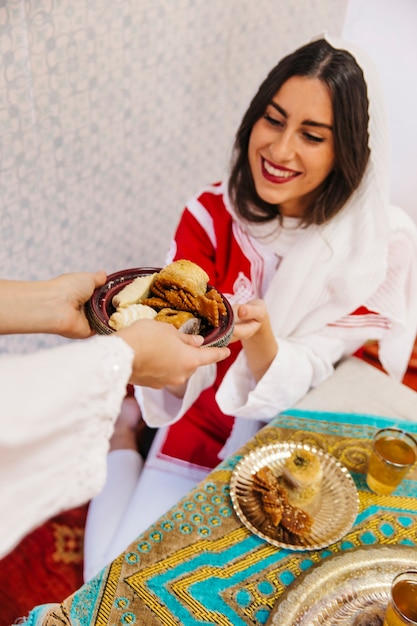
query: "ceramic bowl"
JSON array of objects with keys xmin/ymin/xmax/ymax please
[{"xmin": 85, "ymin": 267, "xmax": 234, "ymax": 348}]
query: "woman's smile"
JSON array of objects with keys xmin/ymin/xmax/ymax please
[
  {"xmin": 262, "ymin": 158, "xmax": 300, "ymax": 182},
  {"xmin": 248, "ymin": 75, "xmax": 335, "ymax": 218}
]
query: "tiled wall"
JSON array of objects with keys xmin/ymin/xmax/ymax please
[{"xmin": 0, "ymin": 0, "xmax": 347, "ymax": 353}]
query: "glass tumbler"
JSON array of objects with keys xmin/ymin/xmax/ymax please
[
  {"xmin": 383, "ymin": 570, "xmax": 417, "ymax": 625},
  {"xmin": 366, "ymin": 428, "xmax": 417, "ymax": 495}
]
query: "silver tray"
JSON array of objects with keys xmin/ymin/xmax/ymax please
[
  {"xmin": 266, "ymin": 544, "xmax": 417, "ymax": 625},
  {"xmin": 230, "ymin": 441, "xmax": 359, "ymax": 550}
]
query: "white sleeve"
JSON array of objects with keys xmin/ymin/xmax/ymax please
[
  {"xmin": 137, "ymin": 324, "xmax": 380, "ymax": 427},
  {"xmin": 135, "ymin": 363, "xmax": 217, "ymax": 428},
  {"xmin": 216, "ymin": 332, "xmax": 365, "ymax": 420},
  {"xmin": 0, "ymin": 335, "xmax": 133, "ymax": 559}
]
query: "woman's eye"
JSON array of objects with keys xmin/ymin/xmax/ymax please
[
  {"xmin": 263, "ymin": 113, "xmax": 283, "ymax": 127},
  {"xmin": 304, "ymin": 132, "xmax": 324, "ymax": 143}
]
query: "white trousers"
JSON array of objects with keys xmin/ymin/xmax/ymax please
[
  {"xmin": 83, "ymin": 448, "xmax": 199, "ymax": 582},
  {"xmin": 83, "ymin": 449, "xmax": 143, "ymax": 582}
]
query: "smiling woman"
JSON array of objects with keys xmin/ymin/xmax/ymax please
[
  {"xmin": 83, "ymin": 35, "xmax": 417, "ymax": 581},
  {"xmin": 248, "ymin": 76, "xmax": 335, "ymax": 218},
  {"xmin": 231, "ymin": 38, "xmax": 370, "ymax": 227}
]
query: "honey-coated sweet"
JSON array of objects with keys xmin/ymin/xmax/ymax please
[{"xmin": 109, "ymin": 260, "xmax": 227, "ymax": 332}]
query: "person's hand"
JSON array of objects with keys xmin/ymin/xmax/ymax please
[
  {"xmin": 230, "ymin": 299, "xmax": 269, "ymax": 342},
  {"xmin": 116, "ymin": 319, "xmax": 231, "ymax": 388},
  {"xmin": 0, "ymin": 271, "xmax": 107, "ymax": 338},
  {"xmin": 44, "ymin": 271, "xmax": 107, "ymax": 338},
  {"xmin": 230, "ymin": 299, "xmax": 278, "ymax": 382}
]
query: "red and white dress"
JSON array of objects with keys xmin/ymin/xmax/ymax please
[
  {"xmin": 83, "ymin": 36, "xmax": 417, "ymax": 579},
  {"xmin": 138, "ymin": 180, "xmax": 415, "ymax": 476}
]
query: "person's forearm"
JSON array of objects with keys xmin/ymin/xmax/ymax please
[
  {"xmin": 0, "ymin": 271, "xmax": 105, "ymax": 338},
  {"xmin": 0, "ymin": 279, "xmax": 60, "ymax": 334},
  {"xmin": 241, "ymin": 323, "xmax": 278, "ymax": 382}
]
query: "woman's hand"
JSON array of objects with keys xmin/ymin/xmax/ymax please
[
  {"xmin": 231, "ymin": 299, "xmax": 278, "ymax": 382},
  {"xmin": 231, "ymin": 299, "xmax": 269, "ymax": 342}
]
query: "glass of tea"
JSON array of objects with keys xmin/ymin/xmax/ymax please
[
  {"xmin": 366, "ymin": 427, "xmax": 417, "ymax": 495},
  {"xmin": 383, "ymin": 570, "xmax": 417, "ymax": 625}
]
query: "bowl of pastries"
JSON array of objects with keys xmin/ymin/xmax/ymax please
[{"xmin": 85, "ymin": 259, "xmax": 234, "ymax": 348}]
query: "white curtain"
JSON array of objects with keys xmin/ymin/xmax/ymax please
[
  {"xmin": 0, "ymin": 0, "xmax": 347, "ymax": 354},
  {"xmin": 343, "ymin": 0, "xmax": 417, "ymax": 225}
]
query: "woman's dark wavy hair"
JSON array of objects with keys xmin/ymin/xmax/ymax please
[{"xmin": 228, "ymin": 39, "xmax": 370, "ymax": 226}]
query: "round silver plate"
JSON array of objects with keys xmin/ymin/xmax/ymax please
[
  {"xmin": 230, "ymin": 441, "xmax": 359, "ymax": 551},
  {"xmin": 267, "ymin": 544, "xmax": 416, "ymax": 625}
]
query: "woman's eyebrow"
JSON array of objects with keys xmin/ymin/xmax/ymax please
[
  {"xmin": 305, "ymin": 119, "xmax": 333, "ymax": 131},
  {"xmin": 270, "ymin": 101, "xmax": 287, "ymax": 118},
  {"xmin": 270, "ymin": 101, "xmax": 333, "ymax": 131}
]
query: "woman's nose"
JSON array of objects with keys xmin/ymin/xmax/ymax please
[{"xmin": 270, "ymin": 130, "xmax": 296, "ymax": 161}]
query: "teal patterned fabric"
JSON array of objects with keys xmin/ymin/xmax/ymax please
[{"xmin": 24, "ymin": 410, "xmax": 417, "ymax": 625}]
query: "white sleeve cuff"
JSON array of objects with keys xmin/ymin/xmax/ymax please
[
  {"xmin": 136, "ymin": 363, "xmax": 217, "ymax": 428},
  {"xmin": 216, "ymin": 339, "xmax": 326, "ymax": 420}
]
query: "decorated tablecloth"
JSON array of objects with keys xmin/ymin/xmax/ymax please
[{"xmin": 26, "ymin": 409, "xmax": 417, "ymax": 626}]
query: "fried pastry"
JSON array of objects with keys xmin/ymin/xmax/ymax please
[
  {"xmin": 252, "ymin": 465, "xmax": 312, "ymax": 537},
  {"xmin": 108, "ymin": 260, "xmax": 228, "ymax": 332},
  {"xmin": 156, "ymin": 259, "xmax": 209, "ymax": 296},
  {"xmin": 253, "ymin": 468, "xmax": 289, "ymax": 527},
  {"xmin": 155, "ymin": 308, "xmax": 201, "ymax": 334},
  {"xmin": 253, "ymin": 467, "xmax": 279, "ymax": 493},
  {"xmin": 140, "ymin": 296, "xmax": 171, "ymax": 309},
  {"xmin": 192, "ymin": 292, "xmax": 226, "ymax": 327},
  {"xmin": 261, "ymin": 492, "xmax": 284, "ymax": 527},
  {"xmin": 141, "ymin": 260, "xmax": 227, "ymax": 328}
]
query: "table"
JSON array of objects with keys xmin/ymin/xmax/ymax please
[{"xmin": 27, "ymin": 358, "xmax": 417, "ymax": 625}]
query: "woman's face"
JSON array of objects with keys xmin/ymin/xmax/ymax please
[{"xmin": 248, "ymin": 76, "xmax": 335, "ymax": 218}]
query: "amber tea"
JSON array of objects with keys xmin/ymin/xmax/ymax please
[
  {"xmin": 383, "ymin": 570, "xmax": 417, "ymax": 626},
  {"xmin": 366, "ymin": 428, "xmax": 417, "ymax": 495}
]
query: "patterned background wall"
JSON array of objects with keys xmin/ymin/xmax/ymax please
[{"xmin": 0, "ymin": 0, "xmax": 347, "ymax": 353}]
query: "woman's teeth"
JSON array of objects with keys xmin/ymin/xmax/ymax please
[{"xmin": 264, "ymin": 160, "xmax": 295, "ymax": 178}]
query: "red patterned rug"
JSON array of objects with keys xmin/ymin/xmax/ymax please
[{"xmin": 0, "ymin": 504, "xmax": 87, "ymax": 626}]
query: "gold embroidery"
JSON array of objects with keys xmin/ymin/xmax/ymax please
[{"xmin": 52, "ymin": 523, "xmax": 83, "ymax": 565}]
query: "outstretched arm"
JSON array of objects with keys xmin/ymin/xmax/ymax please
[
  {"xmin": 0, "ymin": 271, "xmax": 107, "ymax": 338},
  {"xmin": 231, "ymin": 299, "xmax": 278, "ymax": 382}
]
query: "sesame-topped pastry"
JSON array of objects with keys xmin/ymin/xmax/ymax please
[{"xmin": 280, "ymin": 503, "xmax": 312, "ymax": 537}]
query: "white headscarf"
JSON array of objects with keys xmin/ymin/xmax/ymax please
[{"xmin": 231, "ymin": 34, "xmax": 417, "ymax": 380}]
